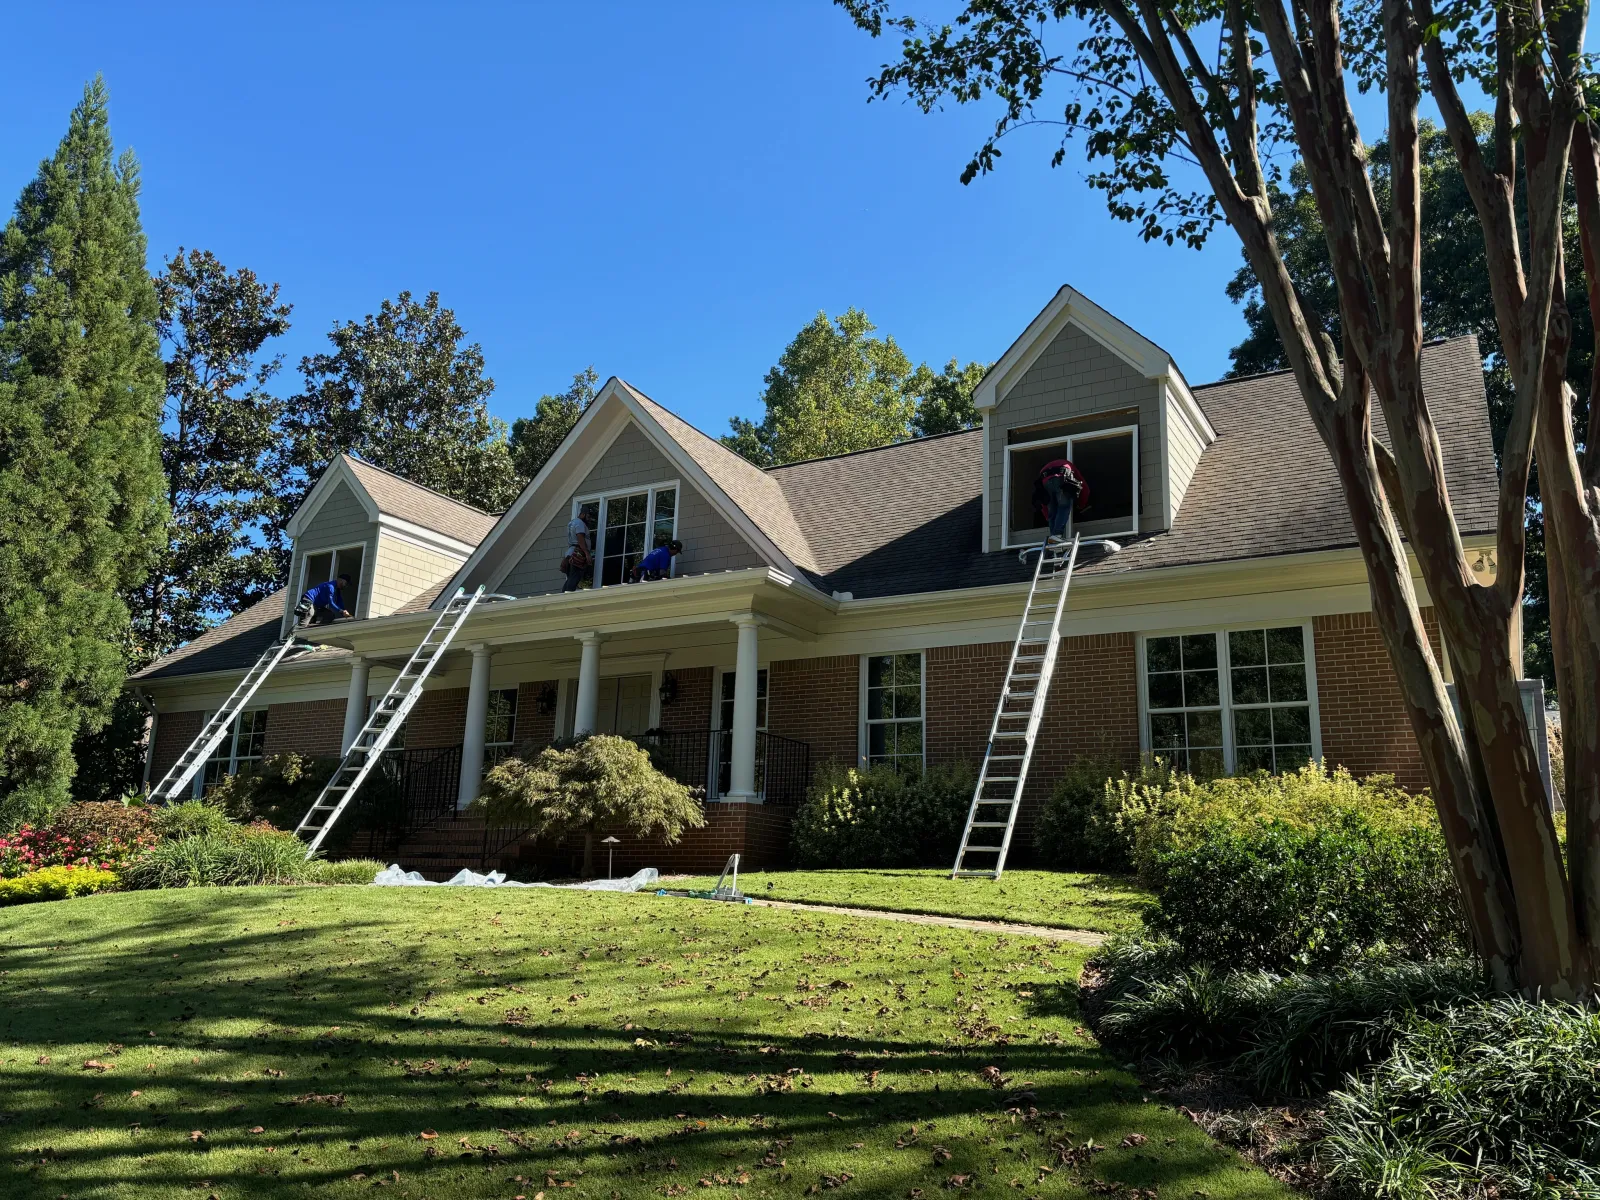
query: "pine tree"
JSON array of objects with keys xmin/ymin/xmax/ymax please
[{"xmin": 0, "ymin": 79, "xmax": 166, "ymax": 824}]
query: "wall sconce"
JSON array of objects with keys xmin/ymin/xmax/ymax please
[
  {"xmin": 536, "ymin": 683, "xmax": 557, "ymax": 716},
  {"xmin": 658, "ymin": 672, "xmax": 678, "ymax": 708}
]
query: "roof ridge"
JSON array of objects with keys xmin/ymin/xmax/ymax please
[
  {"xmin": 1201, "ymin": 334, "xmax": 1473, "ymax": 390},
  {"xmin": 764, "ymin": 426, "xmax": 980, "ymax": 472},
  {"xmin": 340, "ymin": 452, "xmax": 499, "ymax": 517}
]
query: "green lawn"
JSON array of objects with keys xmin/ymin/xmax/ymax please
[
  {"xmin": 0, "ymin": 886, "xmax": 1284, "ymax": 1199},
  {"xmin": 675, "ymin": 869, "xmax": 1152, "ymax": 936}
]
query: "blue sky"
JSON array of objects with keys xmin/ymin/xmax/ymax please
[{"xmin": 3, "ymin": 3, "xmax": 1398, "ymax": 439}]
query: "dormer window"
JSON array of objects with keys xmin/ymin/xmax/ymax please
[
  {"xmin": 1004, "ymin": 423, "xmax": 1139, "ymax": 546},
  {"xmin": 300, "ymin": 544, "xmax": 365, "ymax": 615}
]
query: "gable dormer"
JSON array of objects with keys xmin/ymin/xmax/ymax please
[{"xmin": 975, "ymin": 286, "xmax": 1215, "ymax": 551}]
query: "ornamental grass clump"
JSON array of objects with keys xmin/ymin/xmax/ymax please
[
  {"xmin": 121, "ymin": 821, "xmax": 312, "ymax": 889},
  {"xmin": 475, "ymin": 735, "xmax": 704, "ymax": 876}
]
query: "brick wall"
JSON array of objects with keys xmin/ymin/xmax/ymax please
[
  {"xmin": 264, "ymin": 699, "xmax": 345, "ymax": 758},
  {"xmin": 148, "ymin": 709, "xmax": 204, "ymax": 786},
  {"xmin": 659, "ymin": 666, "xmax": 712, "ymax": 734},
  {"xmin": 514, "ymin": 680, "xmax": 558, "ymax": 750},
  {"xmin": 769, "ymin": 655, "xmax": 858, "ymax": 766},
  {"xmin": 1314, "ymin": 609, "xmax": 1440, "ymax": 791},
  {"xmin": 407, "ymin": 687, "xmax": 468, "ymax": 749},
  {"xmin": 510, "ymin": 801, "xmax": 795, "ymax": 876}
]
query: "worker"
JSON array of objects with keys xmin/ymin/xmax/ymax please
[
  {"xmin": 1033, "ymin": 458, "xmax": 1091, "ymax": 544},
  {"xmin": 298, "ymin": 573, "xmax": 353, "ymax": 626},
  {"xmin": 630, "ymin": 539, "xmax": 683, "ymax": 582},
  {"xmin": 562, "ymin": 507, "xmax": 595, "ymax": 592}
]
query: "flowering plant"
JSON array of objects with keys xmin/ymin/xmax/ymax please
[{"xmin": 0, "ymin": 804, "xmax": 158, "ymax": 878}]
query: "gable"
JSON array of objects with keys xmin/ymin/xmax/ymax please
[
  {"xmin": 280, "ymin": 480, "xmax": 378, "ymax": 632},
  {"xmin": 497, "ymin": 421, "xmax": 765, "ymax": 596}
]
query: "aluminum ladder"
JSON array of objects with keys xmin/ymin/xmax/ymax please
[
  {"xmin": 951, "ymin": 533, "xmax": 1082, "ymax": 880},
  {"xmin": 149, "ymin": 635, "xmax": 314, "ymax": 803},
  {"xmin": 296, "ymin": 586, "xmax": 489, "ymax": 857}
]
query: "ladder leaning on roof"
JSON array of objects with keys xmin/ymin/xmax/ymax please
[
  {"xmin": 148, "ymin": 635, "xmax": 315, "ymax": 805},
  {"xmin": 295, "ymin": 586, "xmax": 494, "ymax": 858},
  {"xmin": 951, "ymin": 532, "xmax": 1082, "ymax": 881}
]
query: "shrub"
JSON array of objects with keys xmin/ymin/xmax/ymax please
[
  {"xmin": 791, "ymin": 761, "xmax": 975, "ymax": 868},
  {"xmin": 475, "ymin": 735, "xmax": 705, "ymax": 875},
  {"xmin": 121, "ymin": 824, "xmax": 312, "ymax": 889},
  {"xmin": 1092, "ymin": 939, "xmax": 1486, "ymax": 1096},
  {"xmin": 306, "ymin": 858, "xmax": 385, "ymax": 885},
  {"xmin": 0, "ymin": 865, "xmax": 119, "ymax": 905},
  {"xmin": 206, "ymin": 753, "xmax": 340, "ymax": 829},
  {"xmin": 0, "ymin": 805, "xmax": 159, "ymax": 877},
  {"xmin": 1032, "ymin": 754, "xmax": 1187, "ymax": 871},
  {"xmin": 1323, "ymin": 998, "xmax": 1600, "ymax": 1196},
  {"xmin": 154, "ymin": 800, "xmax": 235, "ymax": 842}
]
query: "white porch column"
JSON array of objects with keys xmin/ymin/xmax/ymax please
[
  {"xmin": 341, "ymin": 656, "xmax": 370, "ymax": 754},
  {"xmin": 726, "ymin": 615, "xmax": 761, "ymax": 803},
  {"xmin": 457, "ymin": 644, "xmax": 493, "ymax": 809},
  {"xmin": 573, "ymin": 632, "xmax": 604, "ymax": 737}
]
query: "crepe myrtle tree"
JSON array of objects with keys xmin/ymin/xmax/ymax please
[{"xmin": 839, "ymin": 0, "xmax": 1600, "ymax": 997}]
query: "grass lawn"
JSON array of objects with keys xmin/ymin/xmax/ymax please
[
  {"xmin": 0, "ymin": 887, "xmax": 1285, "ymax": 1200},
  {"xmin": 674, "ymin": 869, "xmax": 1151, "ymax": 936}
]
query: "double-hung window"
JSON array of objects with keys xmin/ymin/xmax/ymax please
[
  {"xmin": 197, "ymin": 709, "xmax": 269, "ymax": 795},
  {"xmin": 572, "ymin": 482, "xmax": 680, "ymax": 588},
  {"xmin": 1142, "ymin": 624, "xmax": 1318, "ymax": 777},
  {"xmin": 861, "ymin": 652, "xmax": 925, "ymax": 771},
  {"xmin": 484, "ymin": 688, "xmax": 518, "ymax": 769}
]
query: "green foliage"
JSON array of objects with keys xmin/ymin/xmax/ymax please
[
  {"xmin": 1093, "ymin": 943, "xmax": 1486, "ymax": 1097},
  {"xmin": 475, "ymin": 734, "xmax": 705, "ymax": 847},
  {"xmin": 1031, "ymin": 754, "xmax": 1137, "ymax": 871},
  {"xmin": 509, "ymin": 366, "xmax": 598, "ymax": 481},
  {"xmin": 0, "ymin": 865, "xmax": 118, "ymax": 905},
  {"xmin": 907, "ymin": 357, "xmax": 986, "ymax": 436},
  {"xmin": 153, "ymin": 799, "xmax": 235, "ymax": 842},
  {"xmin": 0, "ymin": 800, "xmax": 158, "ymax": 875},
  {"xmin": 283, "ymin": 289, "xmax": 519, "ymax": 514},
  {"xmin": 1323, "ymin": 999, "xmax": 1600, "ymax": 1197},
  {"xmin": 791, "ymin": 761, "xmax": 975, "ymax": 868},
  {"xmin": 121, "ymin": 822, "xmax": 311, "ymax": 889},
  {"xmin": 0, "ymin": 78, "xmax": 166, "ymax": 825},
  {"xmin": 305, "ymin": 857, "xmax": 385, "ymax": 885},
  {"xmin": 205, "ymin": 752, "xmax": 339, "ymax": 829}
]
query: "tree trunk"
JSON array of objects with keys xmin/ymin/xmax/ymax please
[{"xmin": 582, "ymin": 828, "xmax": 594, "ymax": 878}]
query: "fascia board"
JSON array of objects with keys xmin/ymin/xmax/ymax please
[
  {"xmin": 285, "ymin": 457, "xmax": 380, "ymax": 538},
  {"xmin": 376, "ymin": 515, "xmax": 475, "ymax": 560},
  {"xmin": 1162, "ymin": 369, "xmax": 1218, "ymax": 444}
]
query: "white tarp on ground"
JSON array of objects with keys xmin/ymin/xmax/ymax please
[{"xmin": 372, "ymin": 865, "xmax": 660, "ymax": 892}]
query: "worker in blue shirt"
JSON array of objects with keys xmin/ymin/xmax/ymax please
[
  {"xmin": 296, "ymin": 573, "xmax": 353, "ymax": 626},
  {"xmin": 630, "ymin": 540, "xmax": 683, "ymax": 583}
]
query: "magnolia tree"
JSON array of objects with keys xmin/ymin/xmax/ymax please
[
  {"xmin": 840, "ymin": 0, "xmax": 1599, "ymax": 997},
  {"xmin": 475, "ymin": 736, "xmax": 705, "ymax": 876}
]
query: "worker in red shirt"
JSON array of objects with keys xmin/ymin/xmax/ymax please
[{"xmin": 1033, "ymin": 458, "xmax": 1091, "ymax": 544}]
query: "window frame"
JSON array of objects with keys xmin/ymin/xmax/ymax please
[
  {"xmin": 483, "ymin": 687, "xmax": 518, "ymax": 769},
  {"xmin": 296, "ymin": 541, "xmax": 368, "ymax": 618},
  {"xmin": 570, "ymin": 479, "xmax": 681, "ymax": 589},
  {"xmin": 193, "ymin": 708, "xmax": 269, "ymax": 797},
  {"xmin": 1001, "ymin": 423, "xmax": 1140, "ymax": 548},
  {"xmin": 1136, "ymin": 620, "xmax": 1322, "ymax": 775},
  {"xmin": 857, "ymin": 651, "xmax": 927, "ymax": 771}
]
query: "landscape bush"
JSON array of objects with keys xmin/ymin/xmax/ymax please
[
  {"xmin": 791, "ymin": 761, "xmax": 975, "ymax": 868},
  {"xmin": 1322, "ymin": 998, "xmax": 1600, "ymax": 1197},
  {"xmin": 0, "ymin": 802, "xmax": 158, "ymax": 877},
  {"xmin": 1030, "ymin": 753, "xmax": 1135, "ymax": 870},
  {"xmin": 121, "ymin": 823, "xmax": 313, "ymax": 889},
  {"xmin": 206, "ymin": 753, "xmax": 340, "ymax": 829},
  {"xmin": 306, "ymin": 857, "xmax": 385, "ymax": 885},
  {"xmin": 0, "ymin": 865, "xmax": 119, "ymax": 905},
  {"xmin": 153, "ymin": 799, "xmax": 236, "ymax": 842}
]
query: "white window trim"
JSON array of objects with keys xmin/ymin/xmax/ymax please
[
  {"xmin": 192, "ymin": 708, "xmax": 268, "ymax": 797},
  {"xmin": 484, "ymin": 687, "xmax": 518, "ymax": 765},
  {"xmin": 295, "ymin": 541, "xmax": 369, "ymax": 614},
  {"xmin": 571, "ymin": 478, "xmax": 682, "ymax": 588},
  {"xmin": 1136, "ymin": 620, "xmax": 1322, "ymax": 774},
  {"xmin": 1001, "ymin": 423, "xmax": 1140, "ymax": 548},
  {"xmin": 857, "ymin": 651, "xmax": 928, "ymax": 770}
]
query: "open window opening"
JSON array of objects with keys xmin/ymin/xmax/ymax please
[
  {"xmin": 300, "ymin": 544, "xmax": 366, "ymax": 616},
  {"xmin": 571, "ymin": 482, "xmax": 680, "ymax": 588},
  {"xmin": 1005, "ymin": 425, "xmax": 1138, "ymax": 545}
]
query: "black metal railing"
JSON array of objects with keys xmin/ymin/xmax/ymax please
[
  {"xmin": 630, "ymin": 729, "xmax": 811, "ymax": 806},
  {"xmin": 350, "ymin": 744, "xmax": 464, "ymax": 858}
]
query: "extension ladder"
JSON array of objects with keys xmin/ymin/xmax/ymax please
[
  {"xmin": 295, "ymin": 586, "xmax": 489, "ymax": 857},
  {"xmin": 951, "ymin": 533, "xmax": 1082, "ymax": 880},
  {"xmin": 149, "ymin": 635, "xmax": 314, "ymax": 804}
]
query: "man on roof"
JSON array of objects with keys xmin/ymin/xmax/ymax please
[
  {"xmin": 630, "ymin": 539, "xmax": 683, "ymax": 583},
  {"xmin": 562, "ymin": 505, "xmax": 596, "ymax": 592},
  {"xmin": 297, "ymin": 574, "xmax": 353, "ymax": 626},
  {"xmin": 1033, "ymin": 458, "xmax": 1090, "ymax": 545}
]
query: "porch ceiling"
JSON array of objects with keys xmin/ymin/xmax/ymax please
[{"xmin": 301, "ymin": 567, "xmax": 836, "ymax": 664}]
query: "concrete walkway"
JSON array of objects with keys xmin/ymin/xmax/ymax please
[{"xmin": 749, "ymin": 897, "xmax": 1106, "ymax": 946}]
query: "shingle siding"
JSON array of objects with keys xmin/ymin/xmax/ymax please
[
  {"xmin": 370, "ymin": 535, "xmax": 464, "ymax": 617},
  {"xmin": 1164, "ymin": 386, "xmax": 1206, "ymax": 523},
  {"xmin": 284, "ymin": 480, "xmax": 377, "ymax": 626},
  {"xmin": 500, "ymin": 421, "xmax": 765, "ymax": 596}
]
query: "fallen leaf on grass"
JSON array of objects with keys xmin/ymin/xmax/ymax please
[
  {"xmin": 82, "ymin": 1060, "xmax": 114, "ymax": 1071},
  {"xmin": 418, "ymin": 1130, "xmax": 439, "ymax": 1140},
  {"xmin": 945, "ymin": 1175, "xmax": 974, "ymax": 1190},
  {"xmin": 1119, "ymin": 1133, "xmax": 1147, "ymax": 1148}
]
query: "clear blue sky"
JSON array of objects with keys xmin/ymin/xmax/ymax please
[{"xmin": 3, "ymin": 3, "xmax": 1384, "ymax": 439}]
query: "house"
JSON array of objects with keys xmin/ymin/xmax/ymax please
[{"xmin": 131, "ymin": 286, "xmax": 1502, "ymax": 875}]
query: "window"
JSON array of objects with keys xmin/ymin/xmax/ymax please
[
  {"xmin": 197, "ymin": 709, "xmax": 269, "ymax": 795},
  {"xmin": 1005, "ymin": 426, "xmax": 1138, "ymax": 545},
  {"xmin": 1143, "ymin": 624, "xmax": 1318, "ymax": 777},
  {"xmin": 300, "ymin": 544, "xmax": 365, "ymax": 613},
  {"xmin": 572, "ymin": 483, "xmax": 679, "ymax": 588},
  {"xmin": 861, "ymin": 652, "xmax": 924, "ymax": 771},
  {"xmin": 484, "ymin": 688, "xmax": 517, "ymax": 768}
]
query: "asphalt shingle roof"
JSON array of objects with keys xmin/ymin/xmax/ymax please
[{"xmin": 341, "ymin": 455, "xmax": 500, "ymax": 545}]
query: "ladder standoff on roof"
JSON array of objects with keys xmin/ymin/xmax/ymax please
[
  {"xmin": 148, "ymin": 635, "xmax": 315, "ymax": 804},
  {"xmin": 295, "ymin": 586, "xmax": 503, "ymax": 858},
  {"xmin": 954, "ymin": 532, "xmax": 1083, "ymax": 881}
]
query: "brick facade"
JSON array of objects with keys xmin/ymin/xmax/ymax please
[
  {"xmin": 769, "ymin": 655, "xmax": 858, "ymax": 765},
  {"xmin": 509, "ymin": 800, "xmax": 794, "ymax": 877},
  {"xmin": 513, "ymin": 680, "xmax": 558, "ymax": 750},
  {"xmin": 263, "ymin": 699, "xmax": 345, "ymax": 758},
  {"xmin": 1313, "ymin": 609, "xmax": 1439, "ymax": 791},
  {"xmin": 658, "ymin": 666, "xmax": 712, "ymax": 734},
  {"xmin": 148, "ymin": 709, "xmax": 204, "ymax": 786},
  {"xmin": 406, "ymin": 687, "xmax": 468, "ymax": 749}
]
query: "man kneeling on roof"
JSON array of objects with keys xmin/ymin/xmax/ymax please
[
  {"xmin": 630, "ymin": 539, "xmax": 683, "ymax": 582},
  {"xmin": 296, "ymin": 573, "xmax": 353, "ymax": 626},
  {"xmin": 1033, "ymin": 457, "xmax": 1090, "ymax": 545}
]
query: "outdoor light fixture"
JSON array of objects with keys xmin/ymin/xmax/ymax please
[
  {"xmin": 601, "ymin": 835, "xmax": 621, "ymax": 879},
  {"xmin": 658, "ymin": 673, "xmax": 678, "ymax": 707},
  {"xmin": 536, "ymin": 683, "xmax": 557, "ymax": 716}
]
